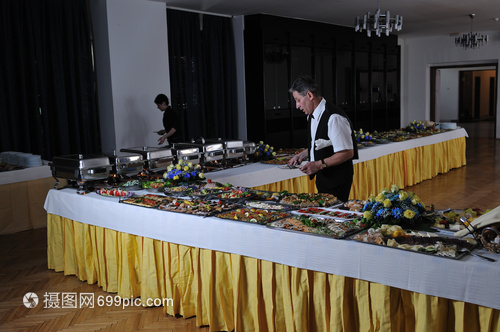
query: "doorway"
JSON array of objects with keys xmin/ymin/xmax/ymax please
[{"xmin": 430, "ymin": 64, "xmax": 497, "ymax": 138}]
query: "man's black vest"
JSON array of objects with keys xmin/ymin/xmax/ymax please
[{"xmin": 307, "ymin": 104, "xmax": 358, "ymax": 184}]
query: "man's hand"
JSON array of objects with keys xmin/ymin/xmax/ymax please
[
  {"xmin": 158, "ymin": 135, "xmax": 167, "ymax": 145},
  {"xmin": 287, "ymin": 149, "xmax": 308, "ymax": 166},
  {"xmin": 300, "ymin": 160, "xmax": 322, "ymax": 176}
]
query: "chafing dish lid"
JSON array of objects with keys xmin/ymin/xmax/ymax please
[
  {"xmin": 172, "ymin": 144, "xmax": 200, "ymax": 156},
  {"xmin": 104, "ymin": 151, "xmax": 143, "ymax": 165},
  {"xmin": 120, "ymin": 146, "xmax": 173, "ymax": 160},
  {"xmin": 205, "ymin": 138, "xmax": 244, "ymax": 149},
  {"xmin": 178, "ymin": 140, "xmax": 224, "ymax": 152},
  {"xmin": 51, "ymin": 154, "xmax": 111, "ymax": 169}
]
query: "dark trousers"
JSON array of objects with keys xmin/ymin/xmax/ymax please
[{"xmin": 315, "ymin": 171, "xmax": 353, "ymax": 202}]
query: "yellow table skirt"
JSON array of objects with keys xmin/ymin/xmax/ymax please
[
  {"xmin": 47, "ymin": 213, "xmax": 499, "ymax": 332},
  {"xmin": 253, "ymin": 137, "xmax": 467, "ymax": 200}
]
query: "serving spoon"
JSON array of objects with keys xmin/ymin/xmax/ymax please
[{"xmin": 458, "ymin": 247, "xmax": 496, "ymax": 262}]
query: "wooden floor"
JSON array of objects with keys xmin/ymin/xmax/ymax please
[{"xmin": 0, "ymin": 122, "xmax": 498, "ymax": 332}]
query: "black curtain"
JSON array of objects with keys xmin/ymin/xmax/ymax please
[
  {"xmin": 0, "ymin": 0, "xmax": 100, "ymax": 160},
  {"xmin": 167, "ymin": 9, "xmax": 238, "ymax": 141}
]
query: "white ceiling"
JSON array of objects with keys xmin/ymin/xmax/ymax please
[{"xmin": 157, "ymin": 0, "xmax": 500, "ymax": 38}]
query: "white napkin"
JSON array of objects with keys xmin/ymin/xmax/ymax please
[
  {"xmin": 454, "ymin": 205, "xmax": 500, "ymax": 237},
  {"xmin": 315, "ymin": 139, "xmax": 332, "ymax": 150}
]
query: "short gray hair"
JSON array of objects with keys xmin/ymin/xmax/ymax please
[{"xmin": 289, "ymin": 75, "xmax": 321, "ymax": 97}]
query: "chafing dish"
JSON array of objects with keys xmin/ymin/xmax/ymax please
[
  {"xmin": 244, "ymin": 141, "xmax": 256, "ymax": 156},
  {"xmin": 50, "ymin": 154, "xmax": 112, "ymax": 194},
  {"xmin": 120, "ymin": 146, "xmax": 173, "ymax": 173},
  {"xmin": 205, "ymin": 138, "xmax": 245, "ymax": 160},
  {"xmin": 105, "ymin": 151, "xmax": 144, "ymax": 176},
  {"xmin": 181, "ymin": 137, "xmax": 225, "ymax": 163},
  {"xmin": 172, "ymin": 144, "xmax": 202, "ymax": 164}
]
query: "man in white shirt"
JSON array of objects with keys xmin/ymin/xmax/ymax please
[{"xmin": 287, "ymin": 76, "xmax": 358, "ymax": 201}]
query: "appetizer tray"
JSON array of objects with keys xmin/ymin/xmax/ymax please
[
  {"xmin": 120, "ymin": 194, "xmax": 173, "ymax": 208},
  {"xmin": 158, "ymin": 198, "xmax": 239, "ymax": 217},
  {"xmin": 293, "ymin": 207, "xmax": 363, "ymax": 220},
  {"xmin": 215, "ymin": 208, "xmax": 290, "ymax": 225},
  {"xmin": 97, "ymin": 188, "xmax": 135, "ymax": 198},
  {"xmin": 350, "ymin": 225, "xmax": 478, "ymax": 260},
  {"xmin": 267, "ymin": 214, "xmax": 367, "ymax": 239},
  {"xmin": 279, "ymin": 192, "xmax": 339, "ymax": 208},
  {"xmin": 243, "ymin": 200, "xmax": 293, "ymax": 211}
]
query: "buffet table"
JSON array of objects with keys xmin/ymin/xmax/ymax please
[
  {"xmin": 45, "ymin": 188, "xmax": 500, "ymax": 331},
  {"xmin": 208, "ymin": 128, "xmax": 468, "ymax": 199},
  {"xmin": 0, "ymin": 165, "xmax": 55, "ymax": 234}
]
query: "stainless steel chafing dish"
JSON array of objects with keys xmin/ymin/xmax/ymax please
[
  {"xmin": 120, "ymin": 146, "xmax": 173, "ymax": 173},
  {"xmin": 244, "ymin": 141, "xmax": 257, "ymax": 156},
  {"xmin": 104, "ymin": 151, "xmax": 144, "ymax": 176},
  {"xmin": 50, "ymin": 154, "xmax": 112, "ymax": 194},
  {"xmin": 172, "ymin": 144, "xmax": 202, "ymax": 164},
  {"xmin": 178, "ymin": 137, "xmax": 225, "ymax": 163},
  {"xmin": 205, "ymin": 138, "xmax": 245, "ymax": 160}
]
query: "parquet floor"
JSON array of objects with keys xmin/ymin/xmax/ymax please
[{"xmin": 0, "ymin": 121, "xmax": 498, "ymax": 332}]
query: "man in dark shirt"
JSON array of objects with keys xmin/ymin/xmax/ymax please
[
  {"xmin": 287, "ymin": 76, "xmax": 358, "ymax": 202},
  {"xmin": 154, "ymin": 94, "xmax": 181, "ymax": 145}
]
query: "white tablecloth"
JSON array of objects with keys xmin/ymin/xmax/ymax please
[
  {"xmin": 208, "ymin": 128, "xmax": 469, "ymax": 187},
  {"xmin": 44, "ymin": 187, "xmax": 499, "ymax": 311}
]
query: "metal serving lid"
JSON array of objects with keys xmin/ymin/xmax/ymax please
[
  {"xmin": 105, "ymin": 151, "xmax": 143, "ymax": 165},
  {"xmin": 52, "ymin": 154, "xmax": 111, "ymax": 169},
  {"xmin": 120, "ymin": 146, "xmax": 173, "ymax": 160}
]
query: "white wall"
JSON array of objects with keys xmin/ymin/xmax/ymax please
[
  {"xmin": 91, "ymin": 0, "xmax": 171, "ymax": 153},
  {"xmin": 439, "ymin": 69, "xmax": 460, "ymax": 122},
  {"xmin": 400, "ymin": 31, "xmax": 500, "ymax": 138}
]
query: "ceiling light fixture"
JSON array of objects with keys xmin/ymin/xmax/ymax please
[
  {"xmin": 455, "ymin": 14, "xmax": 488, "ymax": 49},
  {"xmin": 354, "ymin": 0, "xmax": 403, "ymax": 37}
]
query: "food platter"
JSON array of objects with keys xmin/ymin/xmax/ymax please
[
  {"xmin": 216, "ymin": 208, "xmax": 290, "ymax": 224},
  {"xmin": 279, "ymin": 192, "xmax": 339, "ymax": 207},
  {"xmin": 214, "ymin": 189, "xmax": 255, "ymax": 202},
  {"xmin": 96, "ymin": 188, "xmax": 135, "ymax": 198},
  {"xmin": 267, "ymin": 215, "xmax": 367, "ymax": 239},
  {"xmin": 120, "ymin": 194, "xmax": 172, "ymax": 208},
  {"xmin": 158, "ymin": 198, "xmax": 239, "ymax": 216},
  {"xmin": 351, "ymin": 224, "xmax": 478, "ymax": 259},
  {"xmin": 293, "ymin": 207, "xmax": 363, "ymax": 220},
  {"xmin": 243, "ymin": 200, "xmax": 292, "ymax": 211}
]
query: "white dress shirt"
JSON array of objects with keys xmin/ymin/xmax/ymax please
[{"xmin": 309, "ymin": 98, "xmax": 354, "ymax": 161}]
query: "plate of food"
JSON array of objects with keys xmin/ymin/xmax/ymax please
[
  {"xmin": 430, "ymin": 208, "xmax": 486, "ymax": 232},
  {"xmin": 158, "ymin": 198, "xmax": 239, "ymax": 216},
  {"xmin": 267, "ymin": 214, "xmax": 367, "ymax": 239},
  {"xmin": 293, "ymin": 207, "xmax": 363, "ymax": 220},
  {"xmin": 120, "ymin": 194, "xmax": 171, "ymax": 208},
  {"xmin": 214, "ymin": 189, "xmax": 255, "ymax": 201},
  {"xmin": 216, "ymin": 208, "xmax": 290, "ymax": 224},
  {"xmin": 351, "ymin": 224, "xmax": 478, "ymax": 259},
  {"xmin": 243, "ymin": 200, "xmax": 292, "ymax": 211},
  {"xmin": 279, "ymin": 192, "xmax": 339, "ymax": 208},
  {"xmin": 96, "ymin": 188, "xmax": 134, "ymax": 198}
]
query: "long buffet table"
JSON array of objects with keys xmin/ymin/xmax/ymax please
[
  {"xmin": 208, "ymin": 128, "xmax": 468, "ymax": 200},
  {"xmin": 43, "ymin": 128, "xmax": 488, "ymax": 331},
  {"xmin": 45, "ymin": 185, "xmax": 500, "ymax": 331}
]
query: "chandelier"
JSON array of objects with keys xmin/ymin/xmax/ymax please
[
  {"xmin": 455, "ymin": 14, "xmax": 488, "ymax": 49},
  {"xmin": 354, "ymin": 0, "xmax": 403, "ymax": 37}
]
